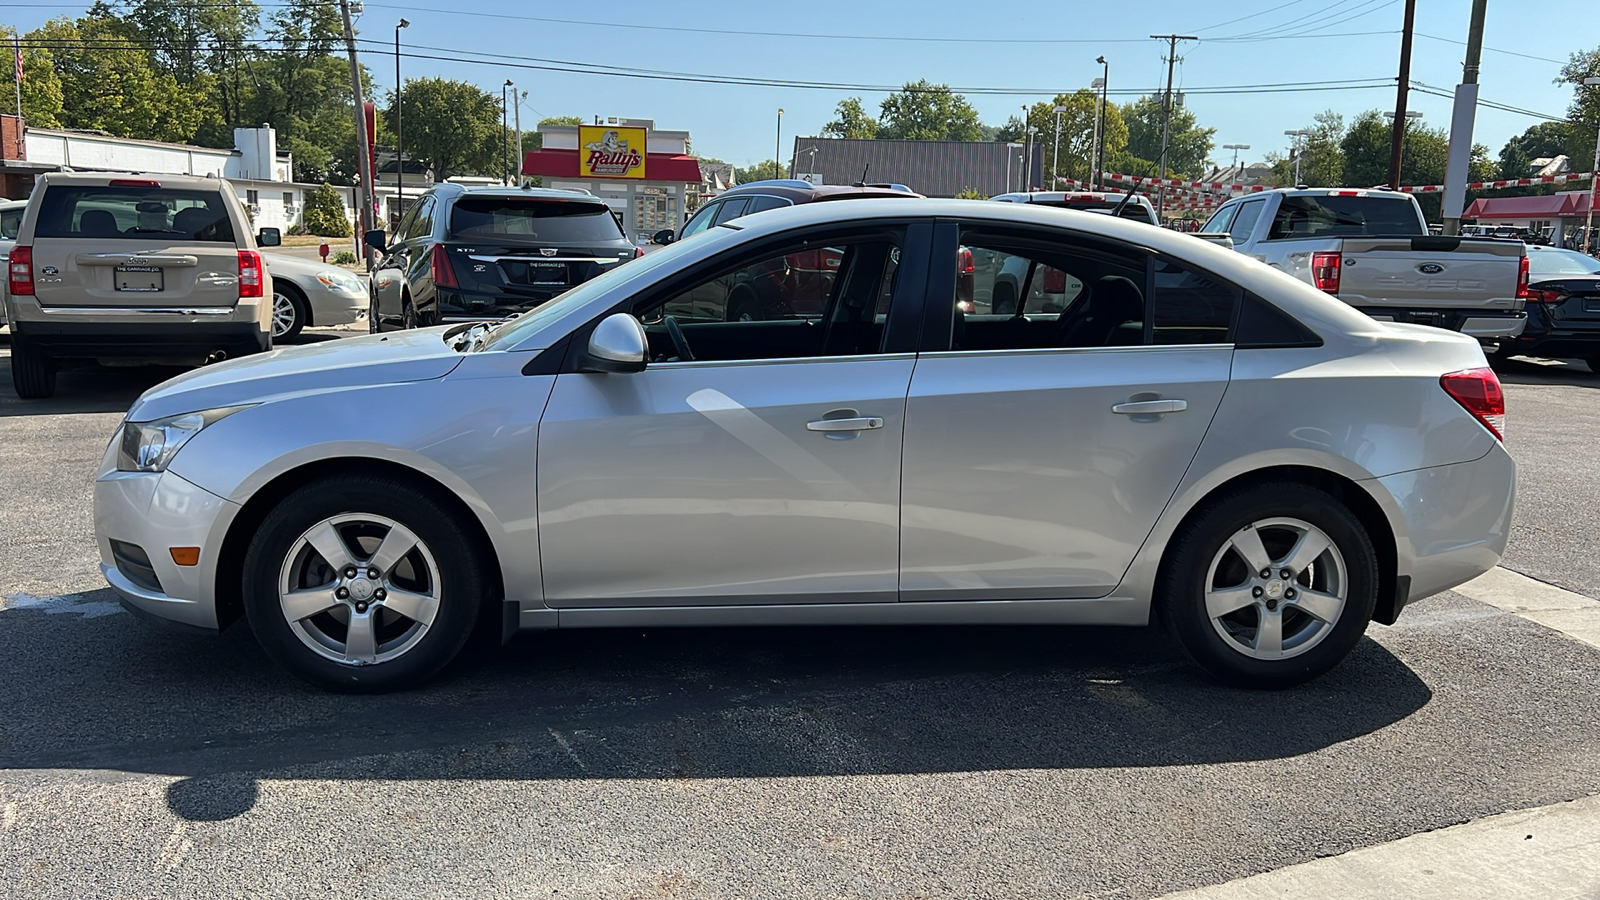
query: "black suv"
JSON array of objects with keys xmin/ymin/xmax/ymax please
[
  {"xmin": 652, "ymin": 179, "xmax": 921, "ymax": 246},
  {"xmin": 366, "ymin": 184, "xmax": 639, "ymax": 330}
]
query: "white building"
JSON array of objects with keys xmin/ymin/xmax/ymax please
[{"xmin": 18, "ymin": 125, "xmax": 356, "ymax": 234}]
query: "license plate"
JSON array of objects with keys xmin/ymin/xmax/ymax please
[
  {"xmin": 115, "ymin": 264, "xmax": 163, "ymax": 292},
  {"xmin": 527, "ymin": 262, "xmax": 568, "ymax": 285}
]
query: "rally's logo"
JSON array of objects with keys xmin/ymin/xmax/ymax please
[{"xmin": 583, "ymin": 130, "xmax": 643, "ymax": 177}]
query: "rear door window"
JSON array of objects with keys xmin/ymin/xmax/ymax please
[
  {"xmin": 33, "ymin": 185, "xmax": 235, "ymax": 242},
  {"xmin": 449, "ymin": 198, "xmax": 623, "ymax": 243},
  {"xmin": 0, "ymin": 207, "xmax": 22, "ymax": 240}
]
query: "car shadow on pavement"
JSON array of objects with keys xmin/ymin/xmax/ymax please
[
  {"xmin": 0, "ymin": 356, "xmax": 182, "ymax": 417},
  {"xmin": 0, "ymin": 596, "xmax": 1432, "ymax": 822}
]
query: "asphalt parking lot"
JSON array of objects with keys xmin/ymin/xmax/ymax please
[{"xmin": 2, "ymin": 334, "xmax": 1599, "ymax": 899}]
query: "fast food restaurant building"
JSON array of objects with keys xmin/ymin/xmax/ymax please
[{"xmin": 520, "ymin": 119, "xmax": 703, "ymax": 245}]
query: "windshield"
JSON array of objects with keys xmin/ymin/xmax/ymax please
[
  {"xmin": 476, "ymin": 234, "xmax": 707, "ymax": 352},
  {"xmin": 449, "ymin": 197, "xmax": 623, "ymax": 243},
  {"xmin": 1528, "ymin": 248, "xmax": 1600, "ymax": 278}
]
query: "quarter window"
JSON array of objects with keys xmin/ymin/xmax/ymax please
[{"xmin": 1151, "ymin": 258, "xmax": 1240, "ymax": 344}]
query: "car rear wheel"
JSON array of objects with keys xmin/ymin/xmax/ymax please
[
  {"xmin": 401, "ymin": 298, "xmax": 419, "ymax": 330},
  {"xmin": 271, "ymin": 286, "xmax": 308, "ymax": 341},
  {"xmin": 1158, "ymin": 482, "xmax": 1378, "ymax": 689},
  {"xmin": 10, "ymin": 336, "xmax": 57, "ymax": 399},
  {"xmin": 242, "ymin": 476, "xmax": 487, "ymax": 692},
  {"xmin": 726, "ymin": 287, "xmax": 763, "ymax": 322}
]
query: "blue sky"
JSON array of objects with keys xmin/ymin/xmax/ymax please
[{"xmin": 6, "ymin": 0, "xmax": 1599, "ymax": 176}]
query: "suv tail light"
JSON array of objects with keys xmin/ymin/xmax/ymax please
[
  {"xmin": 431, "ymin": 244, "xmax": 458, "ymax": 288},
  {"xmin": 958, "ymin": 247, "xmax": 974, "ymax": 275},
  {"xmin": 8, "ymin": 245, "xmax": 33, "ymax": 296},
  {"xmin": 1440, "ymin": 367, "xmax": 1505, "ymax": 440},
  {"xmin": 1310, "ymin": 252, "xmax": 1341, "ymax": 294},
  {"xmin": 237, "ymin": 250, "xmax": 263, "ymax": 298},
  {"xmin": 1514, "ymin": 255, "xmax": 1531, "ymax": 300}
]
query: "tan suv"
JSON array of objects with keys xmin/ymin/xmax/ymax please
[{"xmin": 5, "ymin": 172, "xmax": 278, "ymax": 398}]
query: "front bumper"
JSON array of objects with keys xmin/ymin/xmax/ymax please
[
  {"xmin": 312, "ymin": 287, "xmax": 369, "ymax": 326},
  {"xmin": 95, "ymin": 462, "xmax": 238, "ymax": 632},
  {"xmin": 1377, "ymin": 440, "xmax": 1516, "ymax": 607}
]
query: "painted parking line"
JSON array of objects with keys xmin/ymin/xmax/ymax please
[
  {"xmin": 1157, "ymin": 794, "xmax": 1600, "ymax": 900},
  {"xmin": 1450, "ymin": 566, "xmax": 1600, "ymax": 651},
  {"xmin": 0, "ymin": 591, "xmax": 125, "ymax": 618}
]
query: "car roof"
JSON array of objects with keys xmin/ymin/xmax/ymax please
[
  {"xmin": 716, "ymin": 180, "xmax": 922, "ymax": 203},
  {"xmin": 447, "ymin": 184, "xmax": 609, "ymax": 204},
  {"xmin": 37, "ymin": 171, "xmax": 229, "ymax": 190},
  {"xmin": 993, "ymin": 191, "xmax": 1153, "ymax": 206}
]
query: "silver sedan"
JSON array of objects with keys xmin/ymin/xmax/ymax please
[
  {"xmin": 94, "ymin": 200, "xmax": 1515, "ymax": 691},
  {"xmin": 261, "ymin": 252, "xmax": 367, "ymax": 340}
]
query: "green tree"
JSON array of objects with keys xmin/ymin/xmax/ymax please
[
  {"xmin": 1498, "ymin": 121, "xmax": 1576, "ymax": 180},
  {"xmin": 993, "ymin": 91, "xmax": 1129, "ymax": 188},
  {"xmin": 246, "ymin": 0, "xmax": 363, "ymax": 182},
  {"xmin": 1115, "ymin": 95, "xmax": 1215, "ymax": 179},
  {"xmin": 1560, "ymin": 47, "xmax": 1600, "ymax": 164},
  {"xmin": 301, "ymin": 182, "xmax": 350, "ymax": 237},
  {"xmin": 734, "ymin": 160, "xmax": 780, "ymax": 183},
  {"xmin": 877, "ymin": 80, "xmax": 984, "ymax": 142},
  {"xmin": 1267, "ymin": 111, "xmax": 1346, "ymax": 187},
  {"xmin": 30, "ymin": 15, "xmax": 210, "ymax": 143},
  {"xmin": 113, "ymin": 0, "xmax": 260, "ymax": 83},
  {"xmin": 383, "ymin": 77, "xmax": 503, "ymax": 182},
  {"xmin": 3, "ymin": 25, "xmax": 65, "ymax": 128},
  {"xmin": 822, "ymin": 97, "xmax": 878, "ymax": 139}
]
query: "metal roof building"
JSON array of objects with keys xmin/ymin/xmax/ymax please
[{"xmin": 789, "ymin": 137, "xmax": 1046, "ymax": 198}]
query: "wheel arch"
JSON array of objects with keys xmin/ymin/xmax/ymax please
[
  {"xmin": 274, "ymin": 278, "xmax": 313, "ymax": 327},
  {"xmin": 213, "ymin": 456, "xmax": 507, "ymax": 632},
  {"xmin": 1153, "ymin": 465, "xmax": 1402, "ymax": 626}
]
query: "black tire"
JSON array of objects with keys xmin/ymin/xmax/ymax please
[
  {"xmin": 10, "ymin": 336, "xmax": 57, "ymax": 399},
  {"xmin": 991, "ymin": 281, "xmax": 1018, "ymax": 316},
  {"xmin": 1158, "ymin": 482, "xmax": 1379, "ymax": 689},
  {"xmin": 241, "ymin": 475, "xmax": 488, "ymax": 692},
  {"xmin": 725, "ymin": 287, "xmax": 763, "ymax": 322},
  {"xmin": 271, "ymin": 285, "xmax": 308, "ymax": 341},
  {"xmin": 401, "ymin": 297, "xmax": 419, "ymax": 330}
]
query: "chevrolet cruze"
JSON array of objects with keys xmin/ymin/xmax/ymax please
[{"xmin": 95, "ymin": 199, "xmax": 1516, "ymax": 691}]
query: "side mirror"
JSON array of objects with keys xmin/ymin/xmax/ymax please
[
  {"xmin": 363, "ymin": 229, "xmax": 387, "ymax": 252},
  {"xmin": 651, "ymin": 229, "xmax": 675, "ymax": 246},
  {"xmin": 257, "ymin": 227, "xmax": 282, "ymax": 247},
  {"xmin": 579, "ymin": 313, "xmax": 648, "ymax": 374}
]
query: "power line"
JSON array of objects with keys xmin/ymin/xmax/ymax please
[
  {"xmin": 1413, "ymin": 32, "xmax": 1568, "ymax": 65},
  {"xmin": 1189, "ymin": 0, "xmax": 1320, "ymax": 35}
]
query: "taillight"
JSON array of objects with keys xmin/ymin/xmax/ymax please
[
  {"xmin": 109, "ymin": 178, "xmax": 161, "ymax": 188},
  {"xmin": 1310, "ymin": 251, "xmax": 1341, "ymax": 294},
  {"xmin": 1515, "ymin": 255, "xmax": 1530, "ymax": 300},
  {"xmin": 959, "ymin": 248, "xmax": 974, "ymax": 275},
  {"xmin": 430, "ymin": 244, "xmax": 458, "ymax": 288},
  {"xmin": 237, "ymin": 250, "xmax": 263, "ymax": 298},
  {"xmin": 8, "ymin": 245, "xmax": 33, "ymax": 296},
  {"xmin": 1440, "ymin": 367, "xmax": 1506, "ymax": 440},
  {"xmin": 1533, "ymin": 289, "xmax": 1566, "ymax": 304},
  {"xmin": 633, "ymin": 246, "xmax": 645, "ymax": 259},
  {"xmin": 1043, "ymin": 266, "xmax": 1066, "ymax": 293}
]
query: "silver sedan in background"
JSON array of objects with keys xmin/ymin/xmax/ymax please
[
  {"xmin": 262, "ymin": 252, "xmax": 367, "ymax": 340},
  {"xmin": 94, "ymin": 200, "xmax": 1515, "ymax": 692}
]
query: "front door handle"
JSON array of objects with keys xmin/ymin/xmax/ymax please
[
  {"xmin": 806, "ymin": 416, "xmax": 884, "ymax": 433},
  {"xmin": 1112, "ymin": 399, "xmax": 1188, "ymax": 415}
]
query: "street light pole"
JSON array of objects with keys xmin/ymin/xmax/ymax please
[
  {"xmin": 1095, "ymin": 56, "xmax": 1109, "ymax": 190},
  {"xmin": 1584, "ymin": 77, "xmax": 1600, "ymax": 255},
  {"xmin": 1024, "ymin": 125, "xmax": 1039, "ymax": 190},
  {"xmin": 394, "ymin": 18, "xmax": 407, "ymax": 228},
  {"xmin": 1051, "ymin": 105, "xmax": 1066, "ymax": 191},
  {"xmin": 1284, "ymin": 130, "xmax": 1311, "ymax": 185},
  {"xmin": 1223, "ymin": 143, "xmax": 1250, "ymax": 173},
  {"xmin": 501, "ymin": 81, "xmax": 512, "ymax": 184},
  {"xmin": 775, "ymin": 108, "xmax": 784, "ymax": 180}
]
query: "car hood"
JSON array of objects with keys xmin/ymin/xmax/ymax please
[{"xmin": 125, "ymin": 327, "xmax": 465, "ymax": 422}]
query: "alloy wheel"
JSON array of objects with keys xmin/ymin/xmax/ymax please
[
  {"xmin": 1203, "ymin": 517, "xmax": 1348, "ymax": 661},
  {"xmin": 277, "ymin": 513, "xmax": 442, "ymax": 666},
  {"xmin": 271, "ymin": 292, "xmax": 299, "ymax": 338}
]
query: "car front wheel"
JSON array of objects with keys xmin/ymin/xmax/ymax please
[
  {"xmin": 242, "ymin": 475, "xmax": 487, "ymax": 691},
  {"xmin": 271, "ymin": 286, "xmax": 307, "ymax": 340},
  {"xmin": 1158, "ymin": 482, "xmax": 1378, "ymax": 689}
]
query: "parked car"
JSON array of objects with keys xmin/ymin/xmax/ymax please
[
  {"xmin": 1493, "ymin": 245, "xmax": 1600, "ymax": 370},
  {"xmin": 0, "ymin": 198, "xmax": 27, "ymax": 329},
  {"xmin": 366, "ymin": 184, "xmax": 640, "ymax": 331},
  {"xmin": 261, "ymin": 252, "xmax": 367, "ymax": 340},
  {"xmin": 95, "ymin": 199, "xmax": 1514, "ymax": 692},
  {"xmin": 6, "ymin": 172, "xmax": 279, "ymax": 399},
  {"xmin": 652, "ymin": 179, "xmax": 921, "ymax": 247},
  {"xmin": 990, "ymin": 190, "xmax": 1161, "ymax": 226},
  {"xmin": 1199, "ymin": 188, "xmax": 1528, "ymax": 343}
]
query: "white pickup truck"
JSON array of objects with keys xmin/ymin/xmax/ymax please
[{"xmin": 1200, "ymin": 188, "xmax": 1528, "ymax": 341}]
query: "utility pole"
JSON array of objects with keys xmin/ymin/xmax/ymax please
[
  {"xmin": 1387, "ymin": 0, "xmax": 1418, "ymax": 190},
  {"xmin": 1151, "ymin": 34, "xmax": 1197, "ymax": 216},
  {"xmin": 394, "ymin": 18, "xmax": 407, "ymax": 230},
  {"xmin": 513, "ymin": 89, "xmax": 522, "ymax": 186},
  {"xmin": 1052, "ymin": 105, "xmax": 1066, "ymax": 191},
  {"xmin": 501, "ymin": 81, "xmax": 512, "ymax": 185},
  {"xmin": 1440, "ymin": 0, "xmax": 1487, "ymax": 236},
  {"xmin": 1095, "ymin": 56, "xmax": 1109, "ymax": 191},
  {"xmin": 337, "ymin": 0, "xmax": 373, "ymax": 271}
]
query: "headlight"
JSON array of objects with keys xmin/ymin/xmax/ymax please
[
  {"xmin": 116, "ymin": 406, "xmax": 253, "ymax": 473},
  {"xmin": 316, "ymin": 271, "xmax": 364, "ymax": 292}
]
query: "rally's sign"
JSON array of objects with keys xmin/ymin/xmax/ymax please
[{"xmin": 579, "ymin": 125, "xmax": 647, "ymax": 180}]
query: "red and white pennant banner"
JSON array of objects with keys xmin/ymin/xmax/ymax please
[{"xmin": 1091, "ymin": 170, "xmax": 1596, "ymax": 196}]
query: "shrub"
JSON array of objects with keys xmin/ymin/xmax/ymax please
[
  {"xmin": 955, "ymin": 186, "xmax": 988, "ymax": 200},
  {"xmin": 286, "ymin": 223, "xmax": 307, "ymax": 236},
  {"xmin": 331, "ymin": 250, "xmax": 358, "ymax": 266},
  {"xmin": 302, "ymin": 183, "xmax": 352, "ymax": 238}
]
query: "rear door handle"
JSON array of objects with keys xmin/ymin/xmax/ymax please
[
  {"xmin": 807, "ymin": 416, "xmax": 884, "ymax": 432},
  {"xmin": 1112, "ymin": 399, "xmax": 1188, "ymax": 415}
]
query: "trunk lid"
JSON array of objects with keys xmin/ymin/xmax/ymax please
[
  {"xmin": 28, "ymin": 181, "xmax": 244, "ymax": 309},
  {"xmin": 1335, "ymin": 236, "xmax": 1525, "ymax": 312}
]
